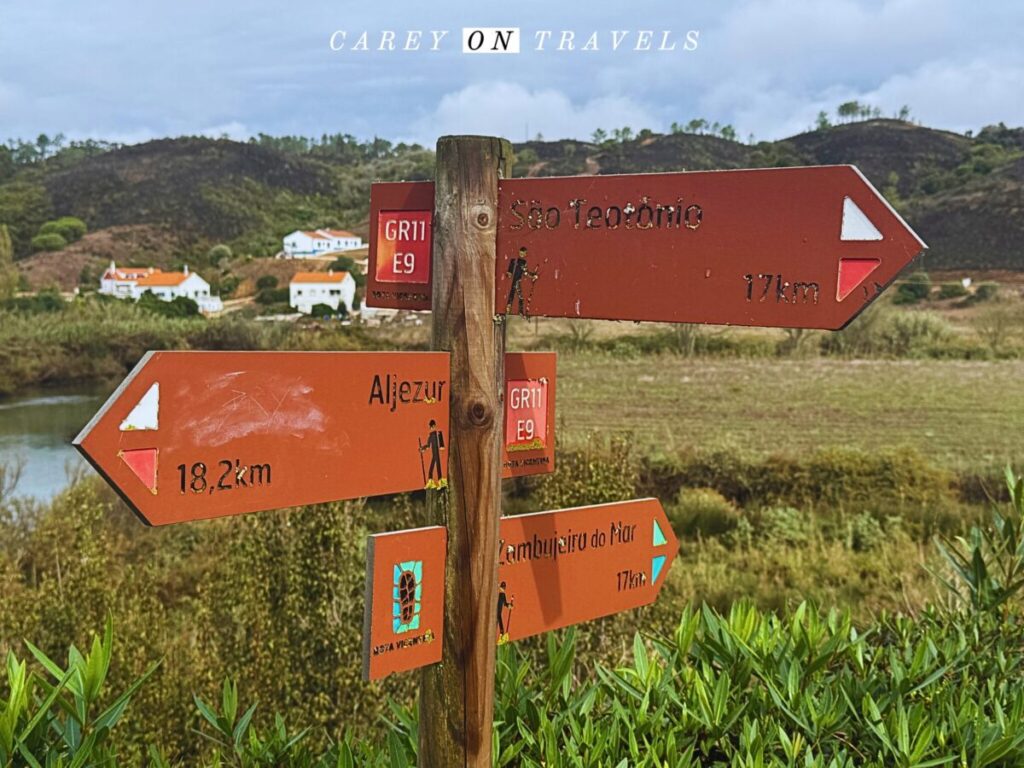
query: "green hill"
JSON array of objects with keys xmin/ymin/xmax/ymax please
[{"xmin": 2, "ymin": 120, "xmax": 1022, "ymax": 281}]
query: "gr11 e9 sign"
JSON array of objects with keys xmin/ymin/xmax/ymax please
[{"xmin": 368, "ymin": 166, "xmax": 927, "ymax": 329}]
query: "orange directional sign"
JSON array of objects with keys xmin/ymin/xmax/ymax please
[
  {"xmin": 497, "ymin": 498, "xmax": 677, "ymax": 643},
  {"xmin": 502, "ymin": 352, "xmax": 556, "ymax": 479},
  {"xmin": 74, "ymin": 351, "xmax": 450, "ymax": 526},
  {"xmin": 363, "ymin": 498, "xmax": 678, "ymax": 678},
  {"xmin": 363, "ymin": 525, "xmax": 446, "ymax": 681},
  {"xmin": 368, "ymin": 167, "xmax": 926, "ymax": 329}
]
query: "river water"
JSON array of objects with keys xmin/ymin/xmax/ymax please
[{"xmin": 0, "ymin": 386, "xmax": 109, "ymax": 501}]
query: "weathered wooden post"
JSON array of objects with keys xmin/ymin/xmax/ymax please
[{"xmin": 419, "ymin": 136, "xmax": 512, "ymax": 767}]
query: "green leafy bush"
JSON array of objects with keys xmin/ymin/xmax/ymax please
[
  {"xmin": 255, "ymin": 274, "xmax": 278, "ymax": 290},
  {"xmin": 309, "ymin": 302, "xmax": 334, "ymax": 319},
  {"xmin": 892, "ymin": 271, "xmax": 931, "ymax": 304},
  {"xmin": 138, "ymin": 291, "xmax": 200, "ymax": 318},
  {"xmin": 669, "ymin": 487, "xmax": 740, "ymax": 538},
  {"xmin": 207, "ymin": 243, "xmax": 232, "ymax": 264},
  {"xmin": 255, "ymin": 287, "xmax": 289, "ymax": 305},
  {"xmin": 38, "ymin": 216, "xmax": 87, "ymax": 243},
  {"xmin": 29, "ymin": 232, "xmax": 66, "ymax": 252},
  {"xmin": 533, "ymin": 435, "xmax": 637, "ymax": 510},
  {"xmin": 937, "ymin": 281, "xmax": 969, "ymax": 299}
]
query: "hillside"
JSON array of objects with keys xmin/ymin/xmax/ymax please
[{"xmin": 2, "ymin": 120, "xmax": 1023, "ymax": 289}]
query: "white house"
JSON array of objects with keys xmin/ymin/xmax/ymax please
[
  {"xmin": 100, "ymin": 264, "xmax": 159, "ymax": 298},
  {"xmin": 282, "ymin": 229, "xmax": 363, "ymax": 258},
  {"xmin": 99, "ymin": 261, "xmax": 223, "ymax": 314},
  {"xmin": 289, "ymin": 271, "xmax": 356, "ymax": 315}
]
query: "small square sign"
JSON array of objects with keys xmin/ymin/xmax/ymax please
[
  {"xmin": 501, "ymin": 353, "xmax": 556, "ymax": 478},
  {"xmin": 505, "ymin": 378, "xmax": 548, "ymax": 451},
  {"xmin": 375, "ymin": 211, "xmax": 432, "ymax": 284},
  {"xmin": 363, "ymin": 525, "xmax": 446, "ymax": 681}
]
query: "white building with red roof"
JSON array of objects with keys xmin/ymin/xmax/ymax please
[
  {"xmin": 99, "ymin": 261, "xmax": 223, "ymax": 314},
  {"xmin": 282, "ymin": 229, "xmax": 363, "ymax": 258},
  {"xmin": 289, "ymin": 270, "xmax": 356, "ymax": 315}
]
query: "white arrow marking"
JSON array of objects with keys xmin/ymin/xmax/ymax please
[
  {"xmin": 119, "ymin": 383, "xmax": 159, "ymax": 431},
  {"xmin": 840, "ymin": 197, "xmax": 883, "ymax": 241}
]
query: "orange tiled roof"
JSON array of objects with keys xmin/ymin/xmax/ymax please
[
  {"xmin": 136, "ymin": 272, "xmax": 191, "ymax": 287},
  {"xmin": 291, "ymin": 271, "xmax": 349, "ymax": 284}
]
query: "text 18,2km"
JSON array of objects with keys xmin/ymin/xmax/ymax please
[{"xmin": 177, "ymin": 459, "xmax": 272, "ymax": 495}]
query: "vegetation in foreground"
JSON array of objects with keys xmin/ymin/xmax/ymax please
[{"xmin": 2, "ymin": 471, "xmax": 1023, "ymax": 766}]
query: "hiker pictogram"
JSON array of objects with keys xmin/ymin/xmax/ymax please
[
  {"xmin": 497, "ymin": 581, "xmax": 514, "ymax": 645},
  {"xmin": 419, "ymin": 419, "xmax": 447, "ymax": 489},
  {"xmin": 505, "ymin": 247, "xmax": 539, "ymax": 316}
]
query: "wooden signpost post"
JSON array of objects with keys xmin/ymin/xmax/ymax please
[{"xmin": 78, "ymin": 132, "xmax": 928, "ymax": 768}]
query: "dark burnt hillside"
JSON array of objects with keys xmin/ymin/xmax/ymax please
[{"xmin": 2, "ymin": 120, "xmax": 1021, "ymax": 271}]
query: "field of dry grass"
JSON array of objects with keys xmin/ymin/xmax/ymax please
[{"xmin": 554, "ymin": 355, "xmax": 1024, "ymax": 471}]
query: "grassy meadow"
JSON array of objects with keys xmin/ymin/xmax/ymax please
[
  {"xmin": 2, "ymin": 282, "xmax": 1024, "ymax": 763},
  {"xmin": 555, "ymin": 355, "xmax": 1024, "ymax": 471}
]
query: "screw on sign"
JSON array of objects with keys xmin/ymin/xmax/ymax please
[
  {"xmin": 73, "ymin": 351, "xmax": 450, "ymax": 526},
  {"xmin": 367, "ymin": 166, "xmax": 927, "ymax": 329}
]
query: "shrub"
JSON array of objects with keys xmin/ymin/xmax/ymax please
[
  {"xmin": 255, "ymin": 286, "xmax": 289, "ymax": 305},
  {"xmin": 759, "ymin": 505, "xmax": 810, "ymax": 545},
  {"xmin": 880, "ymin": 310, "xmax": 952, "ymax": 356},
  {"xmin": 848, "ymin": 511, "xmax": 888, "ymax": 551},
  {"xmin": 668, "ymin": 487, "xmax": 740, "ymax": 538},
  {"xmin": 30, "ymin": 232, "xmax": 66, "ymax": 252},
  {"xmin": 207, "ymin": 243, "xmax": 232, "ymax": 264},
  {"xmin": 533, "ymin": 435, "xmax": 637, "ymax": 510},
  {"xmin": 38, "ymin": 216, "xmax": 87, "ymax": 243},
  {"xmin": 2, "ymin": 289, "xmax": 65, "ymax": 313},
  {"xmin": 328, "ymin": 255, "xmax": 355, "ymax": 272},
  {"xmin": 255, "ymin": 274, "xmax": 279, "ymax": 290},
  {"xmin": 892, "ymin": 270, "xmax": 931, "ymax": 304},
  {"xmin": 137, "ymin": 291, "xmax": 199, "ymax": 318},
  {"xmin": 937, "ymin": 281, "xmax": 969, "ymax": 299},
  {"xmin": 310, "ymin": 302, "xmax": 335, "ymax": 318},
  {"xmin": 974, "ymin": 281, "xmax": 1000, "ymax": 302}
]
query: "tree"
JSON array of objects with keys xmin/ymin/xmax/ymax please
[
  {"xmin": 897, "ymin": 105, "xmax": 912, "ymax": 122},
  {"xmin": 30, "ymin": 232, "xmax": 66, "ymax": 252},
  {"xmin": 0, "ymin": 224, "xmax": 17, "ymax": 300},
  {"xmin": 669, "ymin": 122, "xmax": 684, "ymax": 134},
  {"xmin": 39, "ymin": 216, "xmax": 87, "ymax": 243},
  {"xmin": 719, "ymin": 125, "xmax": 737, "ymax": 141},
  {"xmin": 837, "ymin": 101, "xmax": 861, "ymax": 122},
  {"xmin": 815, "ymin": 111, "xmax": 832, "ymax": 130},
  {"xmin": 590, "ymin": 128, "xmax": 607, "ymax": 144},
  {"xmin": 207, "ymin": 244, "xmax": 232, "ymax": 264},
  {"xmin": 686, "ymin": 118, "xmax": 708, "ymax": 134},
  {"xmin": 255, "ymin": 275, "xmax": 279, "ymax": 291},
  {"xmin": 328, "ymin": 255, "xmax": 355, "ymax": 272}
]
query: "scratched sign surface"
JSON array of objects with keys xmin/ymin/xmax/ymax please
[
  {"xmin": 74, "ymin": 351, "xmax": 450, "ymax": 526},
  {"xmin": 369, "ymin": 167, "xmax": 926, "ymax": 329}
]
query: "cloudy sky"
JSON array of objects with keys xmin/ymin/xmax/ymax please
[{"xmin": 2, "ymin": 0, "xmax": 1022, "ymax": 145}]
